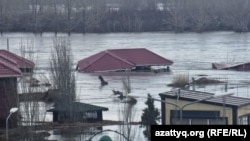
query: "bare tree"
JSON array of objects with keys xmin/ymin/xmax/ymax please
[
  {"xmin": 221, "ymin": 0, "xmax": 250, "ymax": 32},
  {"xmin": 187, "ymin": 0, "xmax": 211, "ymax": 32},
  {"xmin": 0, "ymin": 0, "xmax": 12, "ymax": 34},
  {"xmin": 84, "ymin": 0, "xmax": 107, "ymax": 32},
  {"xmin": 64, "ymin": 0, "xmax": 72, "ymax": 34},
  {"xmin": 50, "ymin": 37, "xmax": 76, "ymax": 122},
  {"xmin": 144, "ymin": 0, "xmax": 157, "ymax": 11},
  {"xmin": 80, "ymin": 0, "xmax": 87, "ymax": 33},
  {"xmin": 50, "ymin": 0, "xmax": 59, "ymax": 35},
  {"xmin": 165, "ymin": 0, "xmax": 188, "ymax": 32},
  {"xmin": 18, "ymin": 39, "xmax": 48, "ymax": 141},
  {"xmin": 115, "ymin": 72, "xmax": 140, "ymax": 141},
  {"xmin": 117, "ymin": 103, "xmax": 138, "ymax": 141},
  {"xmin": 0, "ymin": 0, "xmax": 3, "ymax": 35},
  {"xmin": 30, "ymin": 0, "xmax": 39, "ymax": 33}
]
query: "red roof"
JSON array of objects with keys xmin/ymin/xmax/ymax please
[
  {"xmin": 0, "ymin": 50, "xmax": 35, "ymax": 69},
  {"xmin": 0, "ymin": 54, "xmax": 18, "ymax": 66},
  {"xmin": 77, "ymin": 48, "xmax": 173, "ymax": 72},
  {"xmin": 0, "ymin": 60, "xmax": 22, "ymax": 77}
]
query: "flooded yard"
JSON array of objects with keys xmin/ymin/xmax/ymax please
[{"xmin": 1, "ymin": 31, "xmax": 250, "ymax": 140}]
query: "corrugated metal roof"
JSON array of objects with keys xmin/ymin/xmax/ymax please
[
  {"xmin": 77, "ymin": 50, "xmax": 134, "ymax": 72},
  {"xmin": 47, "ymin": 102, "xmax": 109, "ymax": 112},
  {"xmin": 0, "ymin": 54, "xmax": 18, "ymax": 66},
  {"xmin": 0, "ymin": 50, "xmax": 35, "ymax": 69},
  {"xmin": 77, "ymin": 48, "xmax": 173, "ymax": 72},
  {"xmin": 159, "ymin": 89, "xmax": 250, "ymax": 107},
  {"xmin": 0, "ymin": 60, "xmax": 22, "ymax": 77}
]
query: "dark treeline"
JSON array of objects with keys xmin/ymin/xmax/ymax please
[{"xmin": 0, "ymin": 0, "xmax": 250, "ymax": 34}]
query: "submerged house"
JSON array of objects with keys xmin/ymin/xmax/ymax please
[
  {"xmin": 212, "ymin": 62, "xmax": 250, "ymax": 71},
  {"xmin": 47, "ymin": 102, "xmax": 109, "ymax": 122},
  {"xmin": 0, "ymin": 50, "xmax": 35, "ymax": 128},
  {"xmin": 76, "ymin": 48, "xmax": 173, "ymax": 72},
  {"xmin": 0, "ymin": 60, "xmax": 22, "ymax": 128},
  {"xmin": 0, "ymin": 50, "xmax": 35, "ymax": 73}
]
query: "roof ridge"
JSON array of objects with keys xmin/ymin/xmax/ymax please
[
  {"xmin": 80, "ymin": 50, "xmax": 135, "ymax": 71},
  {"xmin": 107, "ymin": 48, "xmax": 145, "ymax": 51},
  {"xmin": 80, "ymin": 51, "xmax": 109, "ymax": 71},
  {"xmin": 106, "ymin": 50, "xmax": 135, "ymax": 66},
  {"xmin": 144, "ymin": 48, "xmax": 174, "ymax": 65}
]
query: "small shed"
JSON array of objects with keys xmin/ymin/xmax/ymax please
[
  {"xmin": 0, "ymin": 50, "xmax": 35, "ymax": 73},
  {"xmin": 47, "ymin": 102, "xmax": 109, "ymax": 122},
  {"xmin": 0, "ymin": 60, "xmax": 22, "ymax": 128},
  {"xmin": 77, "ymin": 48, "xmax": 173, "ymax": 72}
]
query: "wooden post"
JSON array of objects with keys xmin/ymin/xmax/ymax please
[
  {"xmin": 7, "ymin": 38, "xmax": 9, "ymax": 51},
  {"xmin": 224, "ymin": 83, "xmax": 228, "ymax": 92},
  {"xmin": 192, "ymin": 83, "xmax": 195, "ymax": 91}
]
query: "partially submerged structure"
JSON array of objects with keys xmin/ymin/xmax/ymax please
[
  {"xmin": 0, "ymin": 50, "xmax": 35, "ymax": 128},
  {"xmin": 47, "ymin": 102, "xmax": 109, "ymax": 122},
  {"xmin": 0, "ymin": 50, "xmax": 35, "ymax": 73},
  {"xmin": 159, "ymin": 89, "xmax": 250, "ymax": 125},
  {"xmin": 0, "ymin": 60, "xmax": 22, "ymax": 128},
  {"xmin": 76, "ymin": 48, "xmax": 173, "ymax": 72},
  {"xmin": 212, "ymin": 62, "xmax": 250, "ymax": 71}
]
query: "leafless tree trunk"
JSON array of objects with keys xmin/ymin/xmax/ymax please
[
  {"xmin": 51, "ymin": 0, "xmax": 59, "ymax": 35},
  {"xmin": 187, "ymin": 0, "xmax": 211, "ymax": 32},
  {"xmin": 144, "ymin": 0, "xmax": 157, "ymax": 11},
  {"xmin": 222, "ymin": 0, "xmax": 250, "ymax": 32},
  {"xmin": 37, "ymin": 0, "xmax": 44, "ymax": 34},
  {"xmin": 166, "ymin": 0, "xmax": 188, "ymax": 32},
  {"xmin": 134, "ymin": 13, "xmax": 143, "ymax": 32},
  {"xmin": 64, "ymin": 0, "xmax": 72, "ymax": 35},
  {"xmin": 0, "ymin": 0, "xmax": 3, "ymax": 35},
  {"xmin": 122, "ymin": 75, "xmax": 131, "ymax": 95},
  {"xmin": 115, "ymin": 72, "xmax": 140, "ymax": 141},
  {"xmin": 18, "ymin": 39, "xmax": 48, "ymax": 141},
  {"xmin": 117, "ymin": 103, "xmax": 138, "ymax": 141},
  {"xmin": 50, "ymin": 37, "xmax": 76, "ymax": 122},
  {"xmin": 30, "ymin": 0, "xmax": 38, "ymax": 33},
  {"xmin": 28, "ymin": 0, "xmax": 44, "ymax": 34},
  {"xmin": 82, "ymin": 0, "xmax": 89, "ymax": 33},
  {"xmin": 0, "ymin": 0, "xmax": 11, "ymax": 34},
  {"xmin": 84, "ymin": 0, "xmax": 106, "ymax": 32}
]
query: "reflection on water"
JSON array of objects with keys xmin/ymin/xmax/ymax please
[
  {"xmin": 2, "ymin": 32, "xmax": 250, "ymax": 140},
  {"xmin": 19, "ymin": 101, "xmax": 53, "ymax": 125},
  {"xmin": 46, "ymin": 126, "xmax": 103, "ymax": 141},
  {"xmin": 46, "ymin": 125, "xmax": 147, "ymax": 141}
]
